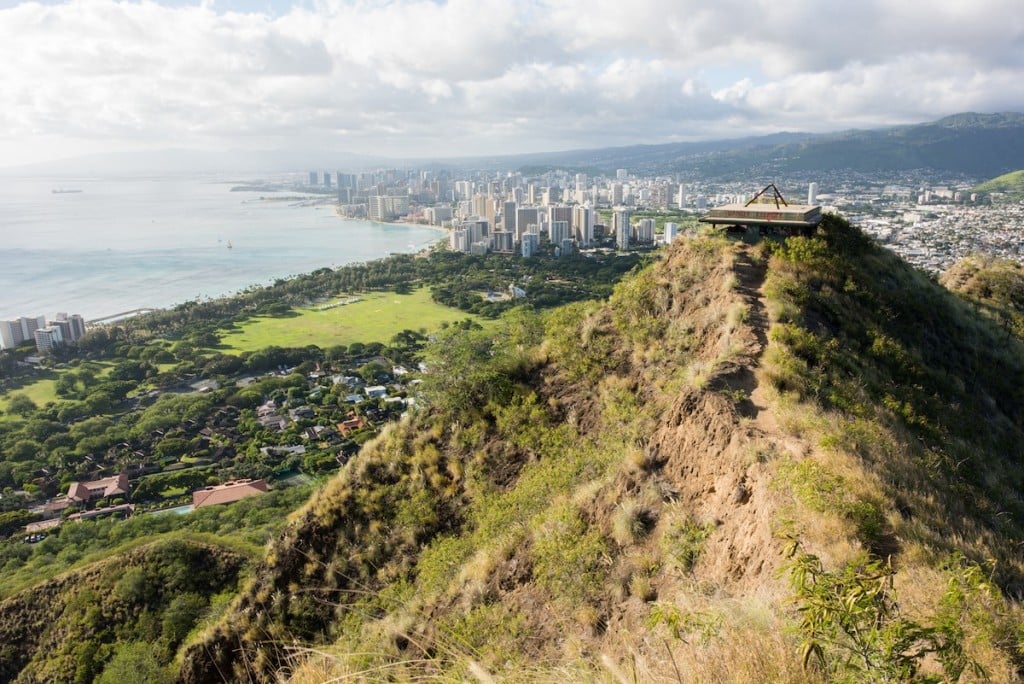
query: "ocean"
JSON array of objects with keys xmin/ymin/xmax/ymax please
[{"xmin": 0, "ymin": 176, "xmax": 444, "ymax": 322}]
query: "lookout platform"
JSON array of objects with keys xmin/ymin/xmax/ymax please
[{"xmin": 700, "ymin": 183, "xmax": 821, "ymax": 236}]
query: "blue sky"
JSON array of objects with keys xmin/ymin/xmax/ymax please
[{"xmin": 0, "ymin": 0, "xmax": 1022, "ymax": 168}]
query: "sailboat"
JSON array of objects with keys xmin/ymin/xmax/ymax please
[{"xmin": 226, "ymin": 240, "xmax": 233, "ymax": 250}]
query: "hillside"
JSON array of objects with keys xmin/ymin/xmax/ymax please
[
  {"xmin": 974, "ymin": 170, "xmax": 1024, "ymax": 202},
  {"xmin": 0, "ymin": 536, "xmax": 252, "ymax": 683},
  {"xmin": 179, "ymin": 215, "xmax": 1024, "ymax": 683}
]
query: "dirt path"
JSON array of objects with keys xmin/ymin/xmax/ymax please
[{"xmin": 731, "ymin": 247, "xmax": 779, "ymax": 433}]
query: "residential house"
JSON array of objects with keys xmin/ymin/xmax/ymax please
[
  {"xmin": 192, "ymin": 479, "xmax": 269, "ymax": 509},
  {"xmin": 67, "ymin": 473, "xmax": 129, "ymax": 503}
]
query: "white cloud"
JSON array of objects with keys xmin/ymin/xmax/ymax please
[{"xmin": 0, "ymin": 0, "xmax": 1021, "ymax": 166}]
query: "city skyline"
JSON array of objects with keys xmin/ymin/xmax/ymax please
[{"xmin": 1, "ymin": 0, "xmax": 1023, "ymax": 169}]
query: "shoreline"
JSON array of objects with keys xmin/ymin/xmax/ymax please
[
  {"xmin": 80, "ymin": 213, "xmax": 445, "ymax": 325},
  {"xmin": 1, "ymin": 204, "xmax": 447, "ymax": 327},
  {"xmin": 333, "ymin": 205, "xmax": 450, "ymax": 234}
]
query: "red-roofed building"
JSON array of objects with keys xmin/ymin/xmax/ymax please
[
  {"xmin": 192, "ymin": 479, "xmax": 269, "ymax": 509},
  {"xmin": 336, "ymin": 413, "xmax": 366, "ymax": 437},
  {"xmin": 67, "ymin": 473, "xmax": 129, "ymax": 503}
]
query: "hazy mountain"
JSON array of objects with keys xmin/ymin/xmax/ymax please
[
  {"xmin": 9, "ymin": 112, "xmax": 1023, "ymax": 180},
  {"xmin": 488, "ymin": 112, "xmax": 1024, "ymax": 178}
]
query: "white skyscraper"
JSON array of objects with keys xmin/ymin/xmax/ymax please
[
  {"xmin": 573, "ymin": 205, "xmax": 594, "ymax": 246},
  {"xmin": 33, "ymin": 325, "xmax": 64, "ymax": 352},
  {"xmin": 664, "ymin": 222, "xmax": 679, "ymax": 244},
  {"xmin": 0, "ymin": 315, "xmax": 46, "ymax": 349},
  {"xmin": 808, "ymin": 182, "xmax": 819, "ymax": 206}
]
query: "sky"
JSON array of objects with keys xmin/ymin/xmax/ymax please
[{"xmin": 1, "ymin": 0, "xmax": 1023, "ymax": 168}]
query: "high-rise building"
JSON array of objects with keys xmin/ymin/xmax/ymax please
[
  {"xmin": 573, "ymin": 205, "xmax": 594, "ymax": 246},
  {"xmin": 636, "ymin": 218, "xmax": 655, "ymax": 244},
  {"xmin": 309, "ymin": 171, "xmax": 318, "ymax": 186},
  {"xmin": 0, "ymin": 315, "xmax": 46, "ymax": 349},
  {"xmin": 611, "ymin": 183, "xmax": 624, "ymax": 205},
  {"xmin": 424, "ymin": 206, "xmax": 453, "ymax": 225},
  {"xmin": 808, "ymin": 182, "xmax": 819, "ymax": 206},
  {"xmin": 502, "ymin": 201, "xmax": 517, "ymax": 233},
  {"xmin": 613, "ymin": 209, "xmax": 632, "ymax": 250},
  {"xmin": 664, "ymin": 222, "xmax": 679, "ymax": 245},
  {"xmin": 550, "ymin": 220, "xmax": 570, "ymax": 245},
  {"xmin": 460, "ymin": 219, "xmax": 489, "ymax": 245},
  {"xmin": 471, "ymin": 194, "xmax": 489, "ymax": 218},
  {"xmin": 323, "ymin": 172, "xmax": 332, "ymax": 189},
  {"xmin": 368, "ymin": 195, "xmax": 410, "ymax": 222},
  {"xmin": 33, "ymin": 325, "xmax": 63, "ymax": 353},
  {"xmin": 0, "ymin": 320, "xmax": 21, "ymax": 349},
  {"xmin": 491, "ymin": 231, "xmax": 515, "ymax": 253},
  {"xmin": 548, "ymin": 206, "xmax": 572, "ymax": 235},
  {"xmin": 527, "ymin": 184, "xmax": 538, "ymax": 205},
  {"xmin": 616, "ymin": 169, "xmax": 628, "ymax": 180},
  {"xmin": 54, "ymin": 313, "xmax": 86, "ymax": 342},
  {"xmin": 521, "ymin": 233, "xmax": 539, "ymax": 257},
  {"xmin": 450, "ymin": 228, "xmax": 470, "ymax": 253},
  {"xmin": 516, "ymin": 207, "xmax": 539, "ymax": 241}
]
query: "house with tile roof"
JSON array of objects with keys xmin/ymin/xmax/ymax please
[
  {"xmin": 192, "ymin": 479, "xmax": 269, "ymax": 509},
  {"xmin": 67, "ymin": 473, "xmax": 129, "ymax": 503}
]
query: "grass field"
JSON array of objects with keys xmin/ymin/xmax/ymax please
[
  {"xmin": 0, "ymin": 376, "xmax": 58, "ymax": 415},
  {"xmin": 219, "ymin": 288, "xmax": 478, "ymax": 353}
]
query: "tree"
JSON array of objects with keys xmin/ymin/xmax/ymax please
[
  {"xmin": 7, "ymin": 394, "xmax": 37, "ymax": 417},
  {"xmin": 358, "ymin": 361, "xmax": 389, "ymax": 384}
]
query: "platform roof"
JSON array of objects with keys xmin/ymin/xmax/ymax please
[{"xmin": 699, "ymin": 202, "xmax": 823, "ymax": 228}]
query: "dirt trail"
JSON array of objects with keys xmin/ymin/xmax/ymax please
[{"xmin": 731, "ymin": 247, "xmax": 778, "ymax": 434}]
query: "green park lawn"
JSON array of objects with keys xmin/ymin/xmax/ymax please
[
  {"xmin": 219, "ymin": 287, "xmax": 477, "ymax": 353},
  {"xmin": 0, "ymin": 376, "xmax": 58, "ymax": 416}
]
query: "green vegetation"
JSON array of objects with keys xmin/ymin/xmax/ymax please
[
  {"xmin": 786, "ymin": 542, "xmax": 983, "ymax": 683},
  {"xmin": 764, "ymin": 214, "xmax": 1024, "ymax": 581},
  {"xmin": 173, "ymin": 219, "xmax": 1024, "ymax": 683},
  {"xmin": 0, "ymin": 536, "xmax": 249, "ymax": 683},
  {"xmin": 0, "ymin": 377, "xmax": 57, "ymax": 416},
  {"xmin": 9, "ymin": 217, "xmax": 1024, "ymax": 683},
  {"xmin": 0, "ymin": 485, "xmax": 311, "ymax": 600},
  {"xmin": 218, "ymin": 287, "xmax": 473, "ymax": 352},
  {"xmin": 973, "ymin": 169, "xmax": 1024, "ymax": 201}
]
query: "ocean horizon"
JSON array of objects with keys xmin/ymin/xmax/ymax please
[{"xmin": 0, "ymin": 175, "xmax": 444, "ymax": 323}]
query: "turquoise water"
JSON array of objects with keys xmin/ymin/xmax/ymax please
[
  {"xmin": 151, "ymin": 504, "xmax": 195, "ymax": 516},
  {"xmin": 0, "ymin": 175, "xmax": 443, "ymax": 321}
]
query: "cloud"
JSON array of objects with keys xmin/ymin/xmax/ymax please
[{"xmin": 0, "ymin": 0, "xmax": 1021, "ymax": 166}]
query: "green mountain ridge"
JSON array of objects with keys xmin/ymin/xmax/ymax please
[
  {"xmin": 173, "ymin": 216, "xmax": 1024, "ymax": 683},
  {"xmin": 0, "ymin": 535, "xmax": 252, "ymax": 683},
  {"xmin": 974, "ymin": 169, "xmax": 1024, "ymax": 200}
]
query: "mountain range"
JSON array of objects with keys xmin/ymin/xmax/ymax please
[
  {"xmin": 478, "ymin": 112, "xmax": 1024, "ymax": 179},
  {"xmin": 5, "ymin": 112, "xmax": 1024, "ymax": 180}
]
